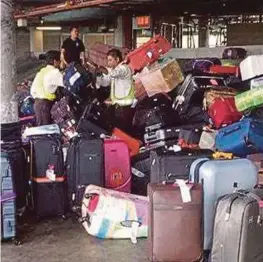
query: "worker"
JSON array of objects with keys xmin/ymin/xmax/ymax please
[
  {"xmin": 61, "ymin": 26, "xmax": 85, "ymax": 67},
  {"xmin": 96, "ymin": 48, "xmax": 136, "ymax": 133},
  {"xmin": 31, "ymin": 50, "xmax": 64, "ymax": 126}
]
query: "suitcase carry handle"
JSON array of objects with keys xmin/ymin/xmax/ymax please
[{"xmin": 213, "ymin": 152, "xmax": 233, "ymax": 160}]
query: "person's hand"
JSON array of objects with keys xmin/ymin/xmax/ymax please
[{"xmin": 60, "ymin": 61, "xmax": 67, "ymax": 70}]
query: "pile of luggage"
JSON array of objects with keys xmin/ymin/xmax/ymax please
[{"xmin": 1, "ymin": 36, "xmax": 263, "ymax": 261}]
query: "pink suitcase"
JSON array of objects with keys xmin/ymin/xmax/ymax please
[{"xmin": 104, "ymin": 139, "xmax": 131, "ymax": 193}]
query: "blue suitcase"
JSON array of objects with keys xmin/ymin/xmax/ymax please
[{"xmin": 215, "ymin": 118, "xmax": 263, "ymax": 157}]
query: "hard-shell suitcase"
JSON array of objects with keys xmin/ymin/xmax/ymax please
[
  {"xmin": 30, "ymin": 135, "xmax": 67, "ymax": 218},
  {"xmin": 211, "ymin": 188, "xmax": 263, "ymax": 262},
  {"xmin": 222, "ymin": 47, "xmax": 247, "ymax": 60},
  {"xmin": 150, "ymin": 149, "xmax": 213, "ymax": 183},
  {"xmin": 112, "ymin": 128, "xmax": 141, "ymax": 157},
  {"xmin": 235, "ymin": 86, "xmax": 263, "ymax": 112},
  {"xmin": 189, "ymin": 157, "xmax": 258, "ymax": 250},
  {"xmin": 131, "ymin": 150, "xmax": 151, "ymax": 196},
  {"xmin": 66, "ymin": 138, "xmax": 104, "ymax": 211},
  {"xmin": 104, "ymin": 139, "xmax": 131, "ymax": 193},
  {"xmin": 148, "ymin": 182, "xmax": 203, "ymax": 262},
  {"xmin": 139, "ymin": 58, "xmax": 184, "ymax": 97},
  {"xmin": 209, "ymin": 65, "xmax": 239, "ymax": 76},
  {"xmin": 199, "ymin": 130, "xmax": 218, "ymax": 150},
  {"xmin": 127, "ymin": 35, "xmax": 171, "ymax": 72},
  {"xmin": 215, "ymin": 118, "xmax": 263, "ymax": 157},
  {"xmin": 250, "ymin": 76, "xmax": 263, "ymax": 89},
  {"xmin": 208, "ymin": 97, "xmax": 242, "ymax": 129},
  {"xmin": 240, "ymin": 55, "xmax": 263, "ymax": 81},
  {"xmin": 184, "ymin": 57, "xmax": 221, "ymax": 74}
]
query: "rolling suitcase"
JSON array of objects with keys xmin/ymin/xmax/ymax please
[
  {"xmin": 215, "ymin": 118, "xmax": 263, "ymax": 157},
  {"xmin": 184, "ymin": 57, "xmax": 221, "ymax": 74},
  {"xmin": 127, "ymin": 35, "xmax": 171, "ymax": 72},
  {"xmin": 240, "ymin": 55, "xmax": 263, "ymax": 81},
  {"xmin": 104, "ymin": 139, "xmax": 131, "ymax": 193},
  {"xmin": 30, "ymin": 135, "xmax": 67, "ymax": 218},
  {"xmin": 66, "ymin": 138, "xmax": 104, "ymax": 211},
  {"xmin": 189, "ymin": 157, "xmax": 258, "ymax": 250},
  {"xmin": 1, "ymin": 153, "xmax": 16, "ymax": 241},
  {"xmin": 235, "ymin": 86, "xmax": 263, "ymax": 112},
  {"xmin": 150, "ymin": 149, "xmax": 213, "ymax": 183},
  {"xmin": 148, "ymin": 182, "xmax": 203, "ymax": 262},
  {"xmin": 222, "ymin": 47, "xmax": 247, "ymax": 60},
  {"xmin": 211, "ymin": 188, "xmax": 263, "ymax": 262},
  {"xmin": 209, "ymin": 65, "xmax": 239, "ymax": 76}
]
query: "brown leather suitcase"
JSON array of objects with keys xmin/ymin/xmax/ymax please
[{"xmin": 148, "ymin": 182, "xmax": 203, "ymax": 262}]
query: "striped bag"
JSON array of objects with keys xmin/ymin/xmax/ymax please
[
  {"xmin": 235, "ymin": 86, "xmax": 263, "ymax": 112},
  {"xmin": 81, "ymin": 185, "xmax": 148, "ymax": 243}
]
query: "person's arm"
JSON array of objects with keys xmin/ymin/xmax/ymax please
[
  {"xmin": 109, "ymin": 64, "xmax": 131, "ymax": 79},
  {"xmin": 43, "ymin": 69, "xmax": 64, "ymax": 94},
  {"xmin": 61, "ymin": 39, "xmax": 68, "ymax": 67}
]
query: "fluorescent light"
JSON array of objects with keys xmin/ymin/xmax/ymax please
[{"xmin": 36, "ymin": 26, "xmax": 62, "ymax": 31}]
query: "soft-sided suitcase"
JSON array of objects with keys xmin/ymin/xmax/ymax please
[
  {"xmin": 208, "ymin": 97, "xmax": 242, "ymax": 129},
  {"xmin": 131, "ymin": 150, "xmax": 151, "ymax": 196},
  {"xmin": 189, "ymin": 157, "xmax": 258, "ymax": 250},
  {"xmin": 112, "ymin": 128, "xmax": 141, "ymax": 157},
  {"xmin": 240, "ymin": 55, "xmax": 263, "ymax": 81},
  {"xmin": 211, "ymin": 188, "xmax": 263, "ymax": 262},
  {"xmin": 199, "ymin": 130, "xmax": 218, "ymax": 150},
  {"xmin": 209, "ymin": 65, "xmax": 240, "ymax": 76},
  {"xmin": 150, "ymin": 149, "xmax": 213, "ymax": 183},
  {"xmin": 126, "ymin": 35, "xmax": 171, "ymax": 72},
  {"xmin": 1, "ymin": 153, "xmax": 16, "ymax": 240},
  {"xmin": 222, "ymin": 47, "xmax": 247, "ymax": 60},
  {"xmin": 235, "ymin": 86, "xmax": 263, "ymax": 112},
  {"xmin": 139, "ymin": 58, "xmax": 184, "ymax": 97},
  {"xmin": 215, "ymin": 118, "xmax": 263, "ymax": 156},
  {"xmin": 184, "ymin": 57, "xmax": 221, "ymax": 74},
  {"xmin": 104, "ymin": 139, "xmax": 131, "ymax": 193},
  {"xmin": 148, "ymin": 182, "xmax": 203, "ymax": 262},
  {"xmin": 30, "ymin": 135, "xmax": 67, "ymax": 218},
  {"xmin": 251, "ymin": 76, "xmax": 263, "ymax": 89},
  {"xmin": 66, "ymin": 138, "xmax": 104, "ymax": 211}
]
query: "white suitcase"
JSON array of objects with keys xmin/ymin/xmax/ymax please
[
  {"xmin": 250, "ymin": 76, "xmax": 263, "ymax": 89},
  {"xmin": 198, "ymin": 130, "xmax": 218, "ymax": 150},
  {"xmin": 240, "ymin": 55, "xmax": 263, "ymax": 81},
  {"xmin": 189, "ymin": 158, "xmax": 258, "ymax": 250}
]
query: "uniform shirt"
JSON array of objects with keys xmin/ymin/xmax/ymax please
[
  {"xmin": 62, "ymin": 37, "xmax": 85, "ymax": 64},
  {"xmin": 31, "ymin": 65, "xmax": 64, "ymax": 99}
]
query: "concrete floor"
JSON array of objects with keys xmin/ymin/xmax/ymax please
[{"xmin": 1, "ymin": 216, "xmax": 148, "ymax": 262}]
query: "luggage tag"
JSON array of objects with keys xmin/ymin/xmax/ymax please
[
  {"xmin": 46, "ymin": 165, "xmax": 56, "ymax": 182},
  {"xmin": 176, "ymin": 179, "xmax": 192, "ymax": 203}
]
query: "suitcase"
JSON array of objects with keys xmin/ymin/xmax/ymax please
[
  {"xmin": 112, "ymin": 128, "xmax": 141, "ymax": 157},
  {"xmin": 240, "ymin": 55, "xmax": 263, "ymax": 81},
  {"xmin": 104, "ymin": 139, "xmax": 131, "ymax": 193},
  {"xmin": 208, "ymin": 97, "xmax": 242, "ymax": 129},
  {"xmin": 215, "ymin": 118, "xmax": 263, "ymax": 157},
  {"xmin": 88, "ymin": 42, "xmax": 130, "ymax": 67},
  {"xmin": 148, "ymin": 182, "xmax": 203, "ymax": 262},
  {"xmin": 66, "ymin": 138, "xmax": 104, "ymax": 211},
  {"xmin": 184, "ymin": 57, "xmax": 221, "ymax": 74},
  {"xmin": 126, "ymin": 35, "xmax": 171, "ymax": 72},
  {"xmin": 139, "ymin": 58, "xmax": 184, "ymax": 97},
  {"xmin": 211, "ymin": 188, "xmax": 263, "ymax": 262},
  {"xmin": 222, "ymin": 47, "xmax": 247, "ymax": 60},
  {"xmin": 221, "ymin": 59, "xmax": 242, "ymax": 66},
  {"xmin": 209, "ymin": 65, "xmax": 240, "ymax": 76},
  {"xmin": 134, "ymin": 68, "xmax": 148, "ymax": 101},
  {"xmin": 150, "ymin": 149, "xmax": 213, "ymax": 183},
  {"xmin": 235, "ymin": 87, "xmax": 263, "ymax": 112},
  {"xmin": 81, "ymin": 185, "xmax": 148, "ymax": 242},
  {"xmin": 30, "ymin": 135, "xmax": 67, "ymax": 218},
  {"xmin": 199, "ymin": 130, "xmax": 218, "ymax": 150},
  {"xmin": 173, "ymin": 74, "xmax": 227, "ymax": 116},
  {"xmin": 189, "ymin": 157, "xmax": 258, "ymax": 250},
  {"xmin": 131, "ymin": 150, "xmax": 151, "ymax": 196},
  {"xmin": 250, "ymin": 76, "xmax": 263, "ymax": 89},
  {"xmin": 1, "ymin": 153, "xmax": 16, "ymax": 240}
]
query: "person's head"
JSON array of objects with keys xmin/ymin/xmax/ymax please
[
  {"xmin": 46, "ymin": 50, "xmax": 61, "ymax": 68},
  {"xmin": 70, "ymin": 26, "xmax": 79, "ymax": 40},
  {"xmin": 107, "ymin": 49, "xmax": 123, "ymax": 69}
]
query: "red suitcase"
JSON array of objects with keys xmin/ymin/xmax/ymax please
[
  {"xmin": 126, "ymin": 36, "xmax": 171, "ymax": 72},
  {"xmin": 88, "ymin": 42, "xmax": 130, "ymax": 67},
  {"xmin": 104, "ymin": 139, "xmax": 131, "ymax": 193},
  {"xmin": 209, "ymin": 65, "xmax": 240, "ymax": 77},
  {"xmin": 208, "ymin": 97, "xmax": 242, "ymax": 129}
]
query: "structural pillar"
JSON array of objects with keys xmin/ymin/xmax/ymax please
[
  {"xmin": 198, "ymin": 19, "xmax": 210, "ymax": 48},
  {"xmin": 1, "ymin": 0, "xmax": 18, "ymax": 124}
]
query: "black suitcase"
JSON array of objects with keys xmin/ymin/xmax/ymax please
[
  {"xmin": 131, "ymin": 150, "xmax": 151, "ymax": 196},
  {"xmin": 30, "ymin": 135, "xmax": 67, "ymax": 218},
  {"xmin": 66, "ymin": 138, "xmax": 104, "ymax": 211},
  {"xmin": 222, "ymin": 47, "xmax": 247, "ymax": 60},
  {"xmin": 211, "ymin": 187, "xmax": 263, "ymax": 262},
  {"xmin": 150, "ymin": 149, "xmax": 213, "ymax": 183}
]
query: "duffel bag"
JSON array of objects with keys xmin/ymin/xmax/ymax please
[{"xmin": 81, "ymin": 185, "xmax": 148, "ymax": 243}]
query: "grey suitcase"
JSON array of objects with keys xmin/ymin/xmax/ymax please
[
  {"xmin": 211, "ymin": 187, "xmax": 263, "ymax": 262},
  {"xmin": 144, "ymin": 127, "xmax": 180, "ymax": 144},
  {"xmin": 189, "ymin": 158, "xmax": 258, "ymax": 250}
]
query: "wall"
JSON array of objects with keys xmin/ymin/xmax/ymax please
[
  {"xmin": 227, "ymin": 24, "xmax": 263, "ymax": 46},
  {"xmin": 43, "ymin": 31, "xmax": 61, "ymax": 52},
  {"xmin": 166, "ymin": 45, "xmax": 263, "ymax": 59}
]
